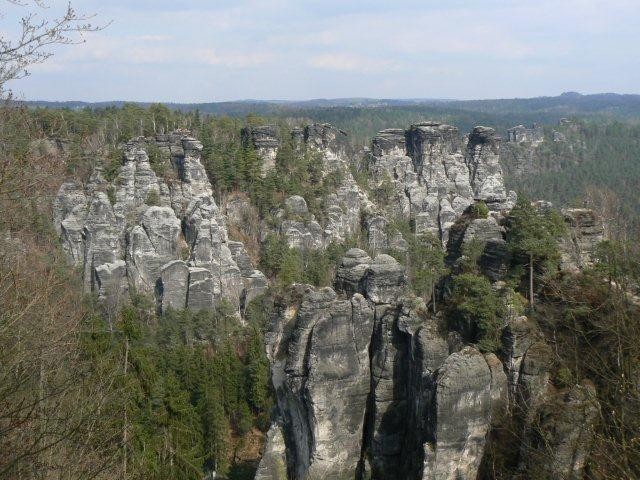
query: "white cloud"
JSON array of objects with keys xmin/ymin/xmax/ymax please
[{"xmin": 308, "ymin": 53, "xmax": 403, "ymax": 73}]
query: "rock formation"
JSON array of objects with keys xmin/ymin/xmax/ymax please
[
  {"xmin": 559, "ymin": 208, "xmax": 605, "ymax": 272},
  {"xmin": 367, "ymin": 123, "xmax": 516, "ymax": 245},
  {"xmin": 54, "ymin": 132, "xmax": 266, "ymax": 312},
  {"xmin": 261, "ymin": 249, "xmax": 511, "ymax": 480},
  {"xmin": 53, "ymin": 124, "xmax": 603, "ymax": 480},
  {"xmin": 507, "ymin": 123, "xmax": 544, "ymax": 145},
  {"xmin": 241, "ymin": 125, "xmax": 280, "ymax": 176}
]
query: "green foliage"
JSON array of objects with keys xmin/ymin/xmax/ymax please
[
  {"xmin": 147, "ymin": 142, "xmax": 166, "ymax": 177},
  {"xmin": 448, "ymin": 273, "xmax": 508, "ymax": 353},
  {"xmin": 78, "ymin": 303, "xmax": 274, "ymax": 479},
  {"xmin": 505, "ymin": 121, "xmax": 640, "ymax": 232},
  {"xmin": 106, "ymin": 185, "xmax": 116, "ymax": 205},
  {"xmin": 146, "ymin": 190, "xmax": 161, "ymax": 206},
  {"xmin": 406, "ymin": 232, "xmax": 448, "ymax": 304},
  {"xmin": 103, "ymin": 148, "xmax": 123, "ymax": 182},
  {"xmin": 554, "ymin": 367, "xmax": 575, "ymax": 388},
  {"xmin": 460, "ymin": 238, "xmax": 486, "ymax": 274},
  {"xmin": 260, "ymin": 233, "xmax": 353, "ymax": 289},
  {"xmin": 469, "ymin": 201, "xmax": 490, "ymax": 219},
  {"xmin": 507, "ymin": 196, "xmax": 565, "ymax": 264},
  {"xmin": 506, "ymin": 195, "xmax": 567, "ymax": 304}
]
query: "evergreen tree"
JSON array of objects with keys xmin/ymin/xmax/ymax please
[
  {"xmin": 409, "ymin": 233, "xmax": 448, "ymax": 312},
  {"xmin": 448, "ymin": 273, "xmax": 508, "ymax": 353},
  {"xmin": 506, "ymin": 196, "xmax": 565, "ymax": 307}
]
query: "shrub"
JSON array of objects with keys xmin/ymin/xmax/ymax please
[
  {"xmin": 470, "ymin": 201, "xmax": 490, "ymax": 219},
  {"xmin": 448, "ymin": 273, "xmax": 507, "ymax": 353},
  {"xmin": 145, "ymin": 190, "xmax": 160, "ymax": 206}
]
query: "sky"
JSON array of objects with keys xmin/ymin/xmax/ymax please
[{"xmin": 2, "ymin": 0, "xmax": 640, "ymax": 102}]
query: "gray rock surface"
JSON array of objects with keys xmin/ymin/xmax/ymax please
[
  {"xmin": 241, "ymin": 125, "xmax": 280, "ymax": 176},
  {"xmin": 265, "ymin": 251, "xmax": 513, "ymax": 480},
  {"xmin": 559, "ymin": 208, "xmax": 604, "ymax": 272},
  {"xmin": 517, "ymin": 383, "xmax": 599, "ymax": 480},
  {"xmin": 422, "ymin": 346, "xmax": 493, "ymax": 480},
  {"xmin": 254, "ymin": 423, "xmax": 288, "ymax": 480},
  {"xmin": 507, "ymin": 124, "xmax": 544, "ymax": 145},
  {"xmin": 53, "ymin": 132, "xmax": 264, "ymax": 313},
  {"xmin": 368, "ymin": 123, "xmax": 515, "ymax": 245}
]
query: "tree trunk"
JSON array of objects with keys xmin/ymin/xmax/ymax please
[
  {"xmin": 529, "ymin": 253, "xmax": 534, "ymax": 308},
  {"xmin": 123, "ymin": 337, "xmax": 129, "ymax": 478},
  {"xmin": 432, "ymin": 280, "xmax": 436, "ymax": 314}
]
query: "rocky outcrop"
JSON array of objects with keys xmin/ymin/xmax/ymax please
[
  {"xmin": 446, "ymin": 210, "xmax": 508, "ymax": 281},
  {"xmin": 466, "ymin": 126, "xmax": 510, "ymax": 206},
  {"xmin": 303, "ymin": 123, "xmax": 350, "ymax": 173},
  {"xmin": 559, "ymin": 208, "xmax": 605, "ymax": 272},
  {"xmin": 507, "ymin": 124, "xmax": 544, "ymax": 145},
  {"xmin": 241, "ymin": 125, "xmax": 280, "ymax": 176},
  {"xmin": 254, "ymin": 423, "xmax": 288, "ymax": 480},
  {"xmin": 268, "ymin": 124, "xmax": 374, "ymax": 250},
  {"xmin": 367, "ymin": 123, "xmax": 515, "ymax": 245},
  {"xmin": 54, "ymin": 132, "xmax": 266, "ymax": 312},
  {"xmin": 517, "ymin": 382, "xmax": 599, "ymax": 479},
  {"xmin": 264, "ymin": 251, "xmax": 506, "ymax": 480},
  {"xmin": 266, "ymin": 285, "xmax": 375, "ymax": 480}
]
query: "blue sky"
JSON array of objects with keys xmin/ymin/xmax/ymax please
[{"xmin": 3, "ymin": 0, "xmax": 640, "ymax": 102}]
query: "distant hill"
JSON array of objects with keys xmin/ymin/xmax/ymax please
[{"xmin": 23, "ymin": 92, "xmax": 640, "ymax": 118}]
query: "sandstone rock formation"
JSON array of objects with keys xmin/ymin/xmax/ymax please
[
  {"xmin": 52, "ymin": 125, "xmax": 603, "ymax": 480},
  {"xmin": 263, "ymin": 250, "xmax": 508, "ymax": 480},
  {"xmin": 241, "ymin": 125, "xmax": 280, "ymax": 176},
  {"xmin": 367, "ymin": 123, "xmax": 516, "ymax": 245},
  {"xmin": 54, "ymin": 132, "xmax": 266, "ymax": 311},
  {"xmin": 507, "ymin": 123, "xmax": 544, "ymax": 145},
  {"xmin": 559, "ymin": 208, "xmax": 605, "ymax": 272}
]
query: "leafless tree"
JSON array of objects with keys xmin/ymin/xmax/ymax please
[{"xmin": 0, "ymin": 0, "xmax": 105, "ymax": 95}]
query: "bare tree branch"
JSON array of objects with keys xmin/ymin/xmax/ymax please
[{"xmin": 0, "ymin": 1, "xmax": 108, "ymax": 95}]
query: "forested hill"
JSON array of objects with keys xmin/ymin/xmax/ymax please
[{"xmin": 22, "ymin": 91, "xmax": 640, "ymax": 142}]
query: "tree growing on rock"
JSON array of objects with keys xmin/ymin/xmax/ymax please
[
  {"xmin": 506, "ymin": 196, "xmax": 565, "ymax": 308},
  {"xmin": 408, "ymin": 232, "xmax": 448, "ymax": 313}
]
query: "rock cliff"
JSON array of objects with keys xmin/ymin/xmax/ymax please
[
  {"xmin": 260, "ymin": 250, "xmax": 506, "ymax": 480},
  {"xmin": 367, "ymin": 123, "xmax": 516, "ymax": 245},
  {"xmin": 54, "ymin": 132, "xmax": 267, "ymax": 312}
]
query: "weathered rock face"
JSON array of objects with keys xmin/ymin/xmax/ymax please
[
  {"xmin": 446, "ymin": 211, "xmax": 508, "ymax": 281},
  {"xmin": 507, "ymin": 124, "xmax": 544, "ymax": 145},
  {"xmin": 254, "ymin": 423, "xmax": 288, "ymax": 480},
  {"xmin": 466, "ymin": 126, "xmax": 510, "ymax": 206},
  {"xmin": 304, "ymin": 123, "xmax": 350, "ymax": 173},
  {"xmin": 264, "ymin": 252, "xmax": 505, "ymax": 480},
  {"xmin": 559, "ymin": 208, "xmax": 605, "ymax": 272},
  {"xmin": 266, "ymin": 285, "xmax": 375, "ymax": 480},
  {"xmin": 54, "ymin": 132, "xmax": 266, "ymax": 312},
  {"xmin": 266, "ymin": 123, "xmax": 375, "ymax": 250},
  {"xmin": 367, "ymin": 123, "xmax": 515, "ymax": 245},
  {"xmin": 241, "ymin": 125, "xmax": 280, "ymax": 176}
]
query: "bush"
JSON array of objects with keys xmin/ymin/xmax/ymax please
[
  {"xmin": 448, "ymin": 273, "xmax": 508, "ymax": 353},
  {"xmin": 470, "ymin": 201, "xmax": 490, "ymax": 219},
  {"xmin": 146, "ymin": 190, "xmax": 161, "ymax": 206},
  {"xmin": 147, "ymin": 142, "xmax": 166, "ymax": 177},
  {"xmin": 103, "ymin": 148, "xmax": 123, "ymax": 182},
  {"xmin": 106, "ymin": 185, "xmax": 116, "ymax": 205}
]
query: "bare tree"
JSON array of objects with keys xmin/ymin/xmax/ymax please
[{"xmin": 0, "ymin": 0, "xmax": 105, "ymax": 95}]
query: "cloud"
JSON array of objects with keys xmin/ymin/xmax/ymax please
[
  {"xmin": 308, "ymin": 53, "xmax": 403, "ymax": 73},
  {"xmin": 197, "ymin": 49, "xmax": 278, "ymax": 68},
  {"xmin": 6, "ymin": 0, "xmax": 640, "ymax": 101}
]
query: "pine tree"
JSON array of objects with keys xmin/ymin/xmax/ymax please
[
  {"xmin": 409, "ymin": 233, "xmax": 448, "ymax": 313},
  {"xmin": 506, "ymin": 196, "xmax": 565, "ymax": 307}
]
